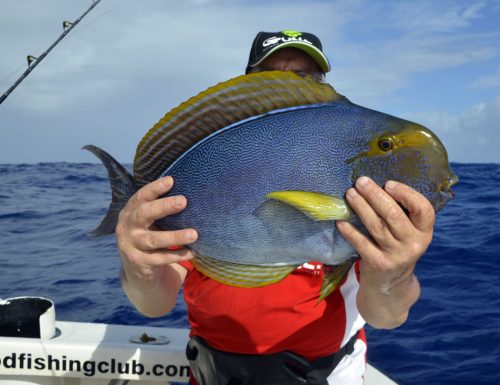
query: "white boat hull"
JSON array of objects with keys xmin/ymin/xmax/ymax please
[{"xmin": 0, "ymin": 321, "xmax": 397, "ymax": 384}]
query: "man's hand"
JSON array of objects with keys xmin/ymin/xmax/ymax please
[
  {"xmin": 116, "ymin": 176, "xmax": 198, "ymax": 317},
  {"xmin": 337, "ymin": 176, "xmax": 435, "ymax": 329}
]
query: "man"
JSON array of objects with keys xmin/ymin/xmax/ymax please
[{"xmin": 116, "ymin": 31, "xmax": 434, "ymax": 384}]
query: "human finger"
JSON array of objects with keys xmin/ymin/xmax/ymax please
[
  {"xmin": 140, "ymin": 247, "xmax": 196, "ymax": 267},
  {"xmin": 131, "ymin": 176, "xmax": 174, "ymax": 204},
  {"xmin": 384, "ymin": 180, "xmax": 435, "ymax": 233},
  {"xmin": 336, "ymin": 220, "xmax": 381, "ymax": 263},
  {"xmin": 351, "ymin": 177, "xmax": 413, "ymax": 242},
  {"xmin": 344, "ymin": 183, "xmax": 397, "ymax": 246},
  {"xmin": 135, "ymin": 227, "xmax": 198, "ymax": 252},
  {"xmin": 133, "ymin": 194, "xmax": 188, "ymax": 228}
]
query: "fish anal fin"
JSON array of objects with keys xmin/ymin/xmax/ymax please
[{"xmin": 192, "ymin": 254, "xmax": 296, "ymax": 288}]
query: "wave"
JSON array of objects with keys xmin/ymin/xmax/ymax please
[{"xmin": 1, "ymin": 162, "xmax": 498, "ymax": 385}]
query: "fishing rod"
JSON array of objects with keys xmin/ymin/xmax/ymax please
[{"xmin": 0, "ymin": 0, "xmax": 101, "ymax": 105}]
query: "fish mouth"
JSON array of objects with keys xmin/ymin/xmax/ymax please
[{"xmin": 439, "ymin": 173, "xmax": 459, "ymax": 199}]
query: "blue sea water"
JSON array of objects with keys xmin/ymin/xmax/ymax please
[{"xmin": 0, "ymin": 162, "xmax": 499, "ymax": 384}]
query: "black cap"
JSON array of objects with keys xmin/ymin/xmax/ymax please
[{"xmin": 246, "ymin": 30, "xmax": 331, "ymax": 74}]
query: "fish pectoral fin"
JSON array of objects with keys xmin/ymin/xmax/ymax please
[
  {"xmin": 266, "ymin": 191, "xmax": 351, "ymax": 221},
  {"xmin": 318, "ymin": 260, "xmax": 356, "ymax": 302},
  {"xmin": 192, "ymin": 254, "xmax": 296, "ymax": 288}
]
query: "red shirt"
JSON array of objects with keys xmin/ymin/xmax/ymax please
[{"xmin": 179, "ymin": 260, "xmax": 364, "ymax": 362}]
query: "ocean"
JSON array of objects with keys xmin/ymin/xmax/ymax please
[{"xmin": 0, "ymin": 162, "xmax": 499, "ymax": 384}]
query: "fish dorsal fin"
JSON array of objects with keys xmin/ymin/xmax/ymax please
[{"xmin": 133, "ymin": 71, "xmax": 345, "ymax": 187}]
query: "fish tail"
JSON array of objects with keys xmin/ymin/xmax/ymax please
[{"xmin": 82, "ymin": 145, "xmax": 137, "ymax": 237}]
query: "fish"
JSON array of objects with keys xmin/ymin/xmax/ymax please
[{"xmin": 84, "ymin": 70, "xmax": 457, "ymax": 300}]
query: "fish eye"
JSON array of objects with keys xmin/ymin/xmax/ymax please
[{"xmin": 378, "ymin": 137, "xmax": 393, "ymax": 152}]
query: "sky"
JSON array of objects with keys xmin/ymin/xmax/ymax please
[{"xmin": 1, "ymin": 0, "xmax": 499, "ymax": 164}]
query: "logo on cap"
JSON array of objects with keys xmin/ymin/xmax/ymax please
[
  {"xmin": 282, "ymin": 30, "xmax": 302, "ymax": 38},
  {"xmin": 262, "ymin": 31, "xmax": 313, "ymax": 48}
]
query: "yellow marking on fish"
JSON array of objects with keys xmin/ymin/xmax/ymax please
[
  {"xmin": 356, "ymin": 126, "xmax": 439, "ymax": 160},
  {"xmin": 318, "ymin": 260, "xmax": 354, "ymax": 302},
  {"xmin": 194, "ymin": 255, "xmax": 353, "ymax": 301},
  {"xmin": 192, "ymin": 254, "xmax": 296, "ymax": 288},
  {"xmin": 266, "ymin": 191, "xmax": 351, "ymax": 221}
]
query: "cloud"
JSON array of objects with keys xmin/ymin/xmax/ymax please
[
  {"xmin": 329, "ymin": 1, "xmax": 500, "ymax": 104},
  {"xmin": 401, "ymin": 95, "xmax": 500, "ymax": 163},
  {"xmin": 334, "ymin": 31, "xmax": 498, "ymax": 101},
  {"xmin": 3, "ymin": 0, "xmax": 498, "ymax": 109},
  {"xmin": 469, "ymin": 67, "xmax": 500, "ymax": 89},
  {"xmin": 1, "ymin": 0, "xmax": 500, "ymax": 163},
  {"xmin": 379, "ymin": 1, "xmax": 487, "ymax": 33}
]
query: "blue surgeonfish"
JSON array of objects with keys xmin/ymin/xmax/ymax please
[{"xmin": 85, "ymin": 71, "xmax": 457, "ymax": 300}]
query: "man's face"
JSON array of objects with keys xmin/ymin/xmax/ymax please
[{"xmin": 250, "ymin": 47, "xmax": 324, "ymax": 80}]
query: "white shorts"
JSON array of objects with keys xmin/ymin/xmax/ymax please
[{"xmin": 327, "ymin": 338, "xmax": 367, "ymax": 385}]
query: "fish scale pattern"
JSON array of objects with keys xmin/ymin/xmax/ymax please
[
  {"xmin": 157, "ymin": 103, "xmax": 366, "ymax": 265},
  {"xmin": 151, "ymin": 98, "xmax": 453, "ymax": 266}
]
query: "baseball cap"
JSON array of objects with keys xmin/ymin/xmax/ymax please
[{"xmin": 245, "ymin": 30, "xmax": 331, "ymax": 74}]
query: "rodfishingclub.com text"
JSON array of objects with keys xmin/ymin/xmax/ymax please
[{"xmin": 0, "ymin": 352, "xmax": 191, "ymax": 378}]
